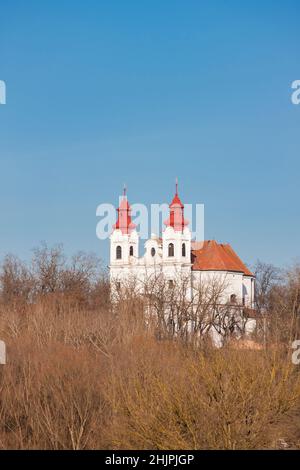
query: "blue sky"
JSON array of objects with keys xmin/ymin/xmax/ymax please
[{"xmin": 0, "ymin": 1, "xmax": 299, "ymax": 268}]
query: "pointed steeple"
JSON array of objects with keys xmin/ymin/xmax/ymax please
[
  {"xmin": 114, "ymin": 185, "xmax": 136, "ymax": 234},
  {"xmin": 164, "ymin": 178, "xmax": 188, "ymax": 232}
]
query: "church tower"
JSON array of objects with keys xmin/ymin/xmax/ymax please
[
  {"xmin": 109, "ymin": 187, "xmax": 139, "ymax": 277},
  {"xmin": 162, "ymin": 180, "xmax": 192, "ymax": 270}
]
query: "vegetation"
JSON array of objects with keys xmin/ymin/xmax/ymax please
[{"xmin": 0, "ymin": 244, "xmax": 300, "ymax": 449}]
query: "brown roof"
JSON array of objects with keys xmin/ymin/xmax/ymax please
[{"xmin": 191, "ymin": 240, "xmax": 254, "ymax": 276}]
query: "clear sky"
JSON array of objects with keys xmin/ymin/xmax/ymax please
[{"xmin": 0, "ymin": 1, "xmax": 299, "ymax": 268}]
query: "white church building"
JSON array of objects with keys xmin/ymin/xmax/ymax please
[
  {"xmin": 109, "ymin": 184, "xmax": 256, "ymax": 345},
  {"xmin": 109, "ymin": 184, "xmax": 255, "ymax": 307}
]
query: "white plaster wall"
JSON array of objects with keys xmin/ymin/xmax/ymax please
[
  {"xmin": 110, "ymin": 229, "xmax": 139, "ymax": 266},
  {"xmin": 192, "ymin": 270, "xmax": 245, "ymax": 304},
  {"xmin": 109, "ymin": 229, "xmax": 255, "ymax": 325},
  {"xmin": 144, "ymin": 235, "xmax": 162, "ymax": 265},
  {"xmin": 243, "ymin": 276, "xmax": 255, "ymax": 308},
  {"xmin": 162, "ymin": 226, "xmax": 191, "ymax": 264}
]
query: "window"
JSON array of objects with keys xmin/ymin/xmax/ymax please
[
  {"xmin": 151, "ymin": 247, "xmax": 156, "ymax": 257},
  {"xmin": 129, "ymin": 246, "xmax": 134, "ymax": 256},
  {"xmin": 168, "ymin": 243, "xmax": 174, "ymax": 257},
  {"xmin": 168, "ymin": 280, "xmax": 174, "ymax": 289},
  {"xmin": 116, "ymin": 245, "xmax": 122, "ymax": 260},
  {"xmin": 116, "ymin": 282, "xmax": 121, "ymax": 290},
  {"xmin": 182, "ymin": 243, "xmax": 186, "ymax": 257},
  {"xmin": 230, "ymin": 294, "xmax": 237, "ymax": 304}
]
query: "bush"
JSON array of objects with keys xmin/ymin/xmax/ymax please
[{"xmin": 0, "ymin": 249, "xmax": 300, "ymax": 449}]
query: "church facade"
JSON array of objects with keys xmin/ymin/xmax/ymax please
[{"xmin": 109, "ymin": 185, "xmax": 255, "ymax": 311}]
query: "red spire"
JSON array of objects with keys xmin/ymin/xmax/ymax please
[
  {"xmin": 164, "ymin": 178, "xmax": 188, "ymax": 232},
  {"xmin": 114, "ymin": 185, "xmax": 136, "ymax": 234}
]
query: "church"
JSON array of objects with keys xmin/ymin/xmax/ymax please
[{"xmin": 109, "ymin": 184, "xmax": 255, "ymax": 312}]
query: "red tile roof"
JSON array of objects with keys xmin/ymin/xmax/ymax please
[
  {"xmin": 169, "ymin": 193, "xmax": 184, "ymax": 208},
  {"xmin": 191, "ymin": 240, "xmax": 254, "ymax": 276},
  {"xmin": 114, "ymin": 196, "xmax": 136, "ymax": 234},
  {"xmin": 164, "ymin": 190, "xmax": 188, "ymax": 231}
]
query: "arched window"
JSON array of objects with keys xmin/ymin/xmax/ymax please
[
  {"xmin": 129, "ymin": 246, "xmax": 134, "ymax": 256},
  {"xmin": 182, "ymin": 243, "xmax": 186, "ymax": 257},
  {"xmin": 116, "ymin": 245, "xmax": 122, "ymax": 260},
  {"xmin": 230, "ymin": 294, "xmax": 237, "ymax": 304},
  {"xmin": 168, "ymin": 243, "xmax": 174, "ymax": 257},
  {"xmin": 151, "ymin": 247, "xmax": 156, "ymax": 257}
]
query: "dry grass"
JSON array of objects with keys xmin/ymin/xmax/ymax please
[
  {"xmin": 0, "ymin": 295, "xmax": 300, "ymax": 450},
  {"xmin": 0, "ymin": 248, "xmax": 300, "ymax": 449}
]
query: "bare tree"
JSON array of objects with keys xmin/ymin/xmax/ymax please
[
  {"xmin": 32, "ymin": 242, "xmax": 65, "ymax": 294},
  {"xmin": 31, "ymin": 243, "xmax": 105, "ymax": 306},
  {"xmin": 115, "ymin": 271, "xmax": 251, "ymax": 346},
  {"xmin": 266, "ymin": 263, "xmax": 300, "ymax": 345},
  {"xmin": 253, "ymin": 260, "xmax": 281, "ymax": 314},
  {"xmin": 60, "ymin": 251, "xmax": 101, "ymax": 305},
  {"xmin": 0, "ymin": 254, "xmax": 34, "ymax": 305}
]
